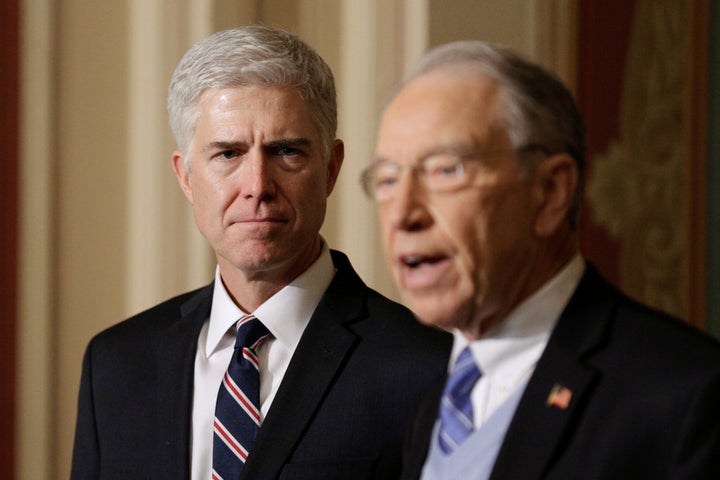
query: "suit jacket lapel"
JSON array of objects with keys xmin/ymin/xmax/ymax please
[
  {"xmin": 156, "ymin": 284, "xmax": 212, "ymax": 479},
  {"xmin": 489, "ymin": 265, "xmax": 616, "ymax": 480},
  {"xmin": 241, "ymin": 250, "xmax": 364, "ymax": 479},
  {"xmin": 489, "ymin": 343, "xmax": 597, "ymax": 479}
]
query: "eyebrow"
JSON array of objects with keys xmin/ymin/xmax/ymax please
[
  {"xmin": 264, "ymin": 137, "xmax": 313, "ymax": 150},
  {"xmin": 203, "ymin": 137, "xmax": 313, "ymax": 153},
  {"xmin": 203, "ymin": 140, "xmax": 247, "ymax": 153}
]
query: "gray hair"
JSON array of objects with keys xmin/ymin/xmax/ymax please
[
  {"xmin": 168, "ymin": 25, "xmax": 337, "ymax": 167},
  {"xmin": 398, "ymin": 41, "xmax": 585, "ymax": 228}
]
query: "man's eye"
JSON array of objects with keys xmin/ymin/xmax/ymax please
[
  {"xmin": 373, "ymin": 165, "xmax": 400, "ymax": 190},
  {"xmin": 375, "ymin": 174, "xmax": 398, "ymax": 189},
  {"xmin": 274, "ymin": 146, "xmax": 301, "ymax": 157},
  {"xmin": 429, "ymin": 164, "xmax": 461, "ymax": 176},
  {"xmin": 219, "ymin": 150, "xmax": 238, "ymax": 160},
  {"xmin": 272, "ymin": 146, "xmax": 310, "ymax": 171},
  {"xmin": 425, "ymin": 157, "xmax": 463, "ymax": 178}
]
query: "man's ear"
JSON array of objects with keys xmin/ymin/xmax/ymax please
[
  {"xmin": 172, "ymin": 152, "xmax": 194, "ymax": 204},
  {"xmin": 533, "ymin": 153, "xmax": 577, "ymax": 237},
  {"xmin": 325, "ymin": 139, "xmax": 344, "ymax": 196}
]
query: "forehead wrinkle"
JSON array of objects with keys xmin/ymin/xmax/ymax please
[
  {"xmin": 380, "ymin": 72, "xmax": 505, "ymax": 151},
  {"xmin": 374, "ymin": 141, "xmax": 480, "ymax": 167}
]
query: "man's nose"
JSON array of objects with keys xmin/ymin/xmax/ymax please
[
  {"xmin": 385, "ymin": 174, "xmax": 431, "ymax": 232},
  {"xmin": 239, "ymin": 151, "xmax": 275, "ymax": 200}
]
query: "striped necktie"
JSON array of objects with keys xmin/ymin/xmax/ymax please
[
  {"xmin": 212, "ymin": 315, "xmax": 270, "ymax": 479},
  {"xmin": 438, "ymin": 347, "xmax": 482, "ymax": 454}
]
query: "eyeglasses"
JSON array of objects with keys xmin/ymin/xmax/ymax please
[{"xmin": 360, "ymin": 145, "xmax": 547, "ymax": 202}]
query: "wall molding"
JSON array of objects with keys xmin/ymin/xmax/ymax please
[{"xmin": 18, "ymin": 0, "xmax": 54, "ymax": 477}]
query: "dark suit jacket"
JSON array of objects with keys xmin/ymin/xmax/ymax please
[
  {"xmin": 402, "ymin": 264, "xmax": 720, "ymax": 479},
  {"xmin": 70, "ymin": 250, "xmax": 452, "ymax": 480}
]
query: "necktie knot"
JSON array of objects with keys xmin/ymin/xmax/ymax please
[
  {"xmin": 438, "ymin": 347, "xmax": 482, "ymax": 454},
  {"xmin": 234, "ymin": 314, "xmax": 270, "ymax": 351}
]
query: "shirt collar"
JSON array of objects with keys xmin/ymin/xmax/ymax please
[
  {"xmin": 451, "ymin": 253, "xmax": 586, "ymax": 377},
  {"xmin": 205, "ymin": 243, "xmax": 336, "ymax": 357}
]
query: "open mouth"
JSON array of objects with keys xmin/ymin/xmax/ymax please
[
  {"xmin": 398, "ymin": 253, "xmax": 451, "ymax": 290},
  {"xmin": 401, "ymin": 254, "xmax": 446, "ymax": 269}
]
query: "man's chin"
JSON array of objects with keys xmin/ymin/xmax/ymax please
[{"xmin": 404, "ymin": 294, "xmax": 464, "ymax": 332}]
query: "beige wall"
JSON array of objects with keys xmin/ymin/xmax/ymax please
[{"xmin": 17, "ymin": 0, "xmax": 577, "ymax": 478}]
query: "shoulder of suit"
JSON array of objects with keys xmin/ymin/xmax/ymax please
[{"xmin": 90, "ymin": 283, "xmax": 212, "ymax": 346}]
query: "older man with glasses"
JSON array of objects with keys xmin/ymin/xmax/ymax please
[{"xmin": 364, "ymin": 40, "xmax": 720, "ymax": 480}]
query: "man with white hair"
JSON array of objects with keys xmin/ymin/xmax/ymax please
[{"xmin": 366, "ymin": 40, "xmax": 720, "ymax": 479}]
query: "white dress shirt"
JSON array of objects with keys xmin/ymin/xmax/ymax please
[
  {"xmin": 450, "ymin": 254, "xmax": 585, "ymax": 428},
  {"xmin": 190, "ymin": 245, "xmax": 335, "ymax": 480}
]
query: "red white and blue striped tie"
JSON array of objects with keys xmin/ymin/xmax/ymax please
[{"xmin": 212, "ymin": 315, "xmax": 270, "ymax": 480}]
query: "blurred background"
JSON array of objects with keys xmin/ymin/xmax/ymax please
[{"xmin": 1, "ymin": 0, "xmax": 718, "ymax": 478}]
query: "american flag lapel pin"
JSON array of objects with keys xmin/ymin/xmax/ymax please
[{"xmin": 546, "ymin": 383, "xmax": 573, "ymax": 410}]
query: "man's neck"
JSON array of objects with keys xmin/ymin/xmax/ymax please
[{"xmin": 217, "ymin": 238, "xmax": 324, "ymax": 312}]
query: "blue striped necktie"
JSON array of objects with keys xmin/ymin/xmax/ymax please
[
  {"xmin": 438, "ymin": 347, "xmax": 482, "ymax": 454},
  {"xmin": 212, "ymin": 315, "xmax": 270, "ymax": 479}
]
